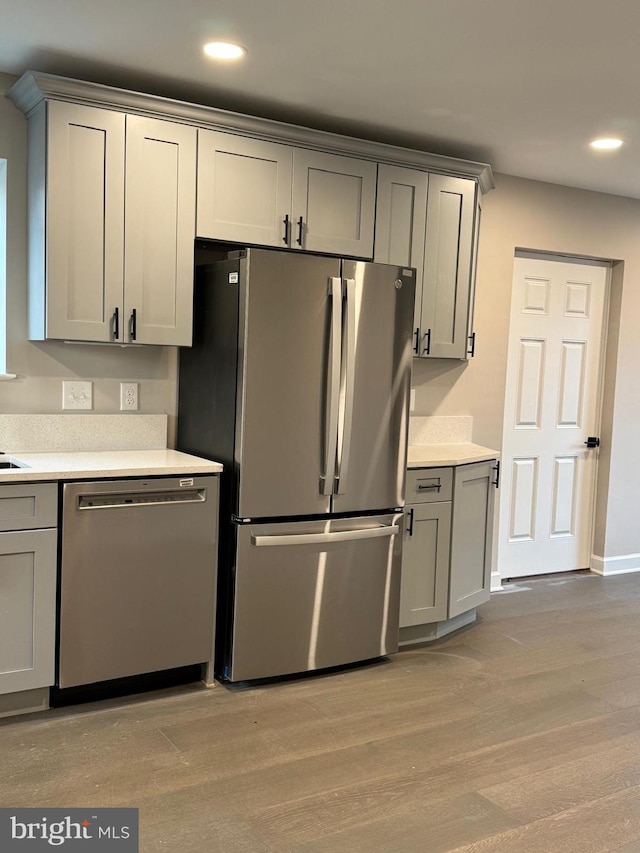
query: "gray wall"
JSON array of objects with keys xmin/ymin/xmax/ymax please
[
  {"xmin": 413, "ymin": 172, "xmax": 640, "ymax": 562},
  {"xmin": 0, "ymin": 73, "xmax": 178, "ymax": 431}
]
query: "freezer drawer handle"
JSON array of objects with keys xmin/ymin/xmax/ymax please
[
  {"xmin": 251, "ymin": 524, "xmax": 400, "ymax": 547},
  {"xmin": 417, "ymin": 483, "xmax": 441, "ymax": 492}
]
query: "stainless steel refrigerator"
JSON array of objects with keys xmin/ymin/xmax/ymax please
[{"xmin": 178, "ymin": 248, "xmax": 415, "ymax": 682}]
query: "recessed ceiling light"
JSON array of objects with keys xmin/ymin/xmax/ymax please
[
  {"xmin": 203, "ymin": 41, "xmax": 246, "ymax": 61},
  {"xmin": 589, "ymin": 138, "xmax": 623, "ymax": 150}
]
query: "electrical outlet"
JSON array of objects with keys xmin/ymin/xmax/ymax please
[
  {"xmin": 120, "ymin": 382, "xmax": 139, "ymax": 411},
  {"xmin": 62, "ymin": 380, "xmax": 93, "ymax": 410}
]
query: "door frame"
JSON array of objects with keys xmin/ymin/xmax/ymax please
[{"xmin": 494, "ymin": 249, "xmax": 612, "ymax": 588}]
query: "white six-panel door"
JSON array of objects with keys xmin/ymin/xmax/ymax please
[{"xmin": 498, "ymin": 254, "xmax": 609, "ymax": 579}]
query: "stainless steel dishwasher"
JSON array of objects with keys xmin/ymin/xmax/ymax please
[{"xmin": 58, "ymin": 476, "xmax": 219, "ymax": 689}]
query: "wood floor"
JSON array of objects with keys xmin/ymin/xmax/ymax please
[{"xmin": 3, "ymin": 572, "xmax": 640, "ymax": 852}]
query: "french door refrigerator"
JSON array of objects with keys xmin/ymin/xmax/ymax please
[{"xmin": 178, "ymin": 248, "xmax": 415, "ymax": 682}]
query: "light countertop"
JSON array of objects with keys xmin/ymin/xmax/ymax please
[
  {"xmin": 408, "ymin": 443, "xmax": 499, "ymax": 468},
  {"xmin": 0, "ymin": 449, "xmax": 223, "ymax": 483}
]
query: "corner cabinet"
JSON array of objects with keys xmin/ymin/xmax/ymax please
[
  {"xmin": 28, "ymin": 100, "xmax": 196, "ymax": 345},
  {"xmin": 197, "ymin": 130, "xmax": 377, "ymax": 258},
  {"xmin": 400, "ymin": 460, "xmax": 496, "ymax": 631},
  {"xmin": 0, "ymin": 484, "xmax": 58, "ymax": 699},
  {"xmin": 375, "ymin": 165, "xmax": 478, "ymax": 360}
]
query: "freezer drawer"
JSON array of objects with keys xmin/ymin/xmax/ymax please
[{"xmin": 225, "ymin": 513, "xmax": 403, "ymax": 682}]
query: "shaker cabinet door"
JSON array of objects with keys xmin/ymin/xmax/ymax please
[
  {"xmin": 292, "ymin": 149, "xmax": 377, "ymax": 258},
  {"xmin": 45, "ymin": 101, "xmax": 125, "ymax": 342},
  {"xmin": 400, "ymin": 502, "xmax": 451, "ymax": 627},
  {"xmin": 197, "ymin": 130, "xmax": 293, "ymax": 246},
  {"xmin": 421, "ymin": 175, "xmax": 476, "ymax": 359},
  {"xmin": 124, "ymin": 115, "xmax": 197, "ymax": 346},
  {"xmin": 374, "ymin": 164, "xmax": 428, "ymax": 348},
  {"xmin": 449, "ymin": 460, "xmax": 495, "ymax": 618},
  {"xmin": 0, "ymin": 529, "xmax": 57, "ymax": 695}
]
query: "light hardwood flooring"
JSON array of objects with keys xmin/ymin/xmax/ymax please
[{"xmin": 3, "ymin": 571, "xmax": 640, "ymax": 851}]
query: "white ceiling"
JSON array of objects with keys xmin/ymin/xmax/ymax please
[{"xmin": 2, "ymin": 0, "xmax": 639, "ymax": 198}]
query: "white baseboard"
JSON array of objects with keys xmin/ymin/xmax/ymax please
[
  {"xmin": 490, "ymin": 571, "xmax": 503, "ymax": 592},
  {"xmin": 590, "ymin": 553, "xmax": 640, "ymax": 576}
]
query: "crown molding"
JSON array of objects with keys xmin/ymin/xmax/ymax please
[{"xmin": 8, "ymin": 71, "xmax": 494, "ymax": 193}]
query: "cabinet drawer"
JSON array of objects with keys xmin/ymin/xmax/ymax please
[
  {"xmin": 0, "ymin": 484, "xmax": 58, "ymax": 532},
  {"xmin": 406, "ymin": 468, "xmax": 453, "ymax": 503}
]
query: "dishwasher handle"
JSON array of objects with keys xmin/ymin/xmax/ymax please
[{"xmin": 77, "ymin": 489, "xmax": 206, "ymax": 509}]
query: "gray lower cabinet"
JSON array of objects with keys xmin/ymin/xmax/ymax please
[
  {"xmin": 400, "ymin": 501, "xmax": 450, "ymax": 626},
  {"xmin": 0, "ymin": 484, "xmax": 58, "ymax": 697},
  {"xmin": 449, "ymin": 459, "xmax": 495, "ymax": 618},
  {"xmin": 375, "ymin": 166, "xmax": 478, "ymax": 360},
  {"xmin": 400, "ymin": 461, "xmax": 495, "ymax": 630}
]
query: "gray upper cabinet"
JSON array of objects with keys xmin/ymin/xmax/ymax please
[
  {"xmin": 423, "ymin": 175, "xmax": 476, "ymax": 359},
  {"xmin": 28, "ymin": 100, "xmax": 196, "ymax": 346},
  {"xmin": 375, "ymin": 166, "xmax": 478, "ymax": 360},
  {"xmin": 373, "ymin": 165, "xmax": 428, "ymax": 337},
  {"xmin": 197, "ymin": 131, "xmax": 294, "ymax": 247},
  {"xmin": 197, "ymin": 132, "xmax": 377, "ymax": 258},
  {"xmin": 123, "ymin": 115, "xmax": 197, "ymax": 346},
  {"xmin": 9, "ymin": 72, "xmax": 493, "ymax": 346},
  {"xmin": 291, "ymin": 149, "xmax": 377, "ymax": 258},
  {"xmin": 34, "ymin": 101, "xmax": 125, "ymax": 343}
]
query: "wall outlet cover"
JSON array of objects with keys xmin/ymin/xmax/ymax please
[{"xmin": 120, "ymin": 382, "xmax": 139, "ymax": 411}]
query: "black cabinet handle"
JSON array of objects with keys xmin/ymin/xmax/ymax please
[
  {"xmin": 423, "ymin": 328, "xmax": 431, "ymax": 356},
  {"xmin": 296, "ymin": 216, "xmax": 304, "ymax": 246},
  {"xmin": 468, "ymin": 331, "xmax": 476, "ymax": 357},
  {"xmin": 130, "ymin": 308, "xmax": 137, "ymax": 342},
  {"xmin": 406, "ymin": 507, "xmax": 415, "ymax": 537},
  {"xmin": 283, "ymin": 214, "xmax": 290, "ymax": 245},
  {"xmin": 413, "ymin": 327, "xmax": 420, "ymax": 355},
  {"xmin": 417, "ymin": 483, "xmax": 441, "ymax": 492},
  {"xmin": 112, "ymin": 307, "xmax": 119, "ymax": 340},
  {"xmin": 492, "ymin": 461, "xmax": 501, "ymax": 488}
]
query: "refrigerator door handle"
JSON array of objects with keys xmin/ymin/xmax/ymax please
[
  {"xmin": 251, "ymin": 524, "xmax": 400, "ymax": 547},
  {"xmin": 320, "ymin": 276, "xmax": 343, "ymax": 495},
  {"xmin": 336, "ymin": 277, "xmax": 356, "ymax": 494}
]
